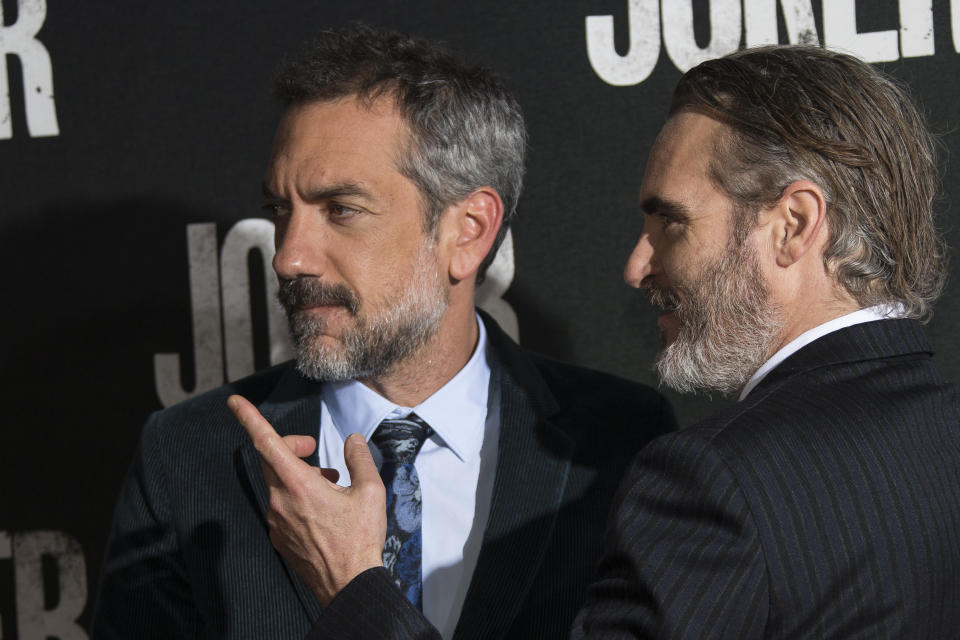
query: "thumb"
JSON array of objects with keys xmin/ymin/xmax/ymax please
[{"xmin": 343, "ymin": 433, "xmax": 382, "ymax": 490}]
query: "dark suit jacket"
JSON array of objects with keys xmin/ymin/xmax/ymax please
[
  {"xmin": 314, "ymin": 319, "xmax": 960, "ymax": 639},
  {"xmin": 572, "ymin": 318, "xmax": 960, "ymax": 638},
  {"xmin": 91, "ymin": 314, "xmax": 675, "ymax": 639}
]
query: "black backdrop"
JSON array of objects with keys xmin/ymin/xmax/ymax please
[{"xmin": 4, "ymin": 1, "xmax": 960, "ymax": 636}]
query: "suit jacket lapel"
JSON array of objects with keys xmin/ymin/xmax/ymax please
[
  {"xmin": 453, "ymin": 316, "xmax": 574, "ymax": 640},
  {"xmin": 237, "ymin": 366, "xmax": 326, "ymax": 623}
]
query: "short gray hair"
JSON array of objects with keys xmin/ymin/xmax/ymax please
[{"xmin": 275, "ymin": 24, "xmax": 527, "ymax": 282}]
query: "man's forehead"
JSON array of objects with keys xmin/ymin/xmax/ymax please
[
  {"xmin": 641, "ymin": 113, "xmax": 722, "ymax": 187},
  {"xmin": 266, "ymin": 96, "xmax": 410, "ymax": 191},
  {"xmin": 271, "ymin": 95, "xmax": 406, "ymax": 155},
  {"xmin": 656, "ymin": 112, "xmax": 724, "ymax": 160},
  {"xmin": 635, "ymin": 112, "xmax": 742, "ymax": 231}
]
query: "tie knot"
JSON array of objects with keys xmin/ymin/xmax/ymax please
[{"xmin": 371, "ymin": 413, "xmax": 433, "ymax": 463}]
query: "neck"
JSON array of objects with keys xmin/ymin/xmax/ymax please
[
  {"xmin": 769, "ymin": 284, "xmax": 861, "ymax": 357},
  {"xmin": 359, "ymin": 304, "xmax": 479, "ymax": 407}
]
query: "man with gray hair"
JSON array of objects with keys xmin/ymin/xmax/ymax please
[
  {"xmin": 92, "ymin": 24, "xmax": 674, "ymax": 639},
  {"xmin": 248, "ymin": 44, "xmax": 960, "ymax": 638}
]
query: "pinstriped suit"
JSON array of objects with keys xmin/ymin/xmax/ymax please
[
  {"xmin": 91, "ymin": 314, "xmax": 675, "ymax": 639},
  {"xmin": 571, "ymin": 318, "xmax": 960, "ymax": 638},
  {"xmin": 311, "ymin": 318, "xmax": 960, "ymax": 639}
]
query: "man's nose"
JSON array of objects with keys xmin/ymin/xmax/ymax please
[
  {"xmin": 623, "ymin": 232, "xmax": 657, "ymax": 288},
  {"xmin": 273, "ymin": 210, "xmax": 329, "ymax": 280}
]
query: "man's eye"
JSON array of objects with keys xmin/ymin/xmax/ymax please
[
  {"xmin": 328, "ymin": 203, "xmax": 361, "ymax": 219},
  {"xmin": 262, "ymin": 203, "xmax": 289, "ymax": 218}
]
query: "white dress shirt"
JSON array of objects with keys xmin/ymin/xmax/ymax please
[
  {"xmin": 739, "ymin": 304, "xmax": 903, "ymax": 400},
  {"xmin": 315, "ymin": 315, "xmax": 499, "ymax": 640}
]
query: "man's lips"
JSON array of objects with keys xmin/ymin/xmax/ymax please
[
  {"xmin": 657, "ymin": 307, "xmax": 677, "ymax": 323},
  {"xmin": 293, "ymin": 303, "xmax": 347, "ymax": 313},
  {"xmin": 643, "ymin": 286, "xmax": 682, "ymax": 342}
]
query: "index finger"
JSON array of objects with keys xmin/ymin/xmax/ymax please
[{"xmin": 227, "ymin": 394, "xmax": 306, "ymax": 484}]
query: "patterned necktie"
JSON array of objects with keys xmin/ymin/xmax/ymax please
[{"xmin": 371, "ymin": 413, "xmax": 433, "ymax": 610}]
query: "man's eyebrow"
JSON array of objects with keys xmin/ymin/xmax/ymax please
[
  {"xmin": 261, "ymin": 181, "xmax": 372, "ymax": 202},
  {"xmin": 303, "ymin": 182, "xmax": 371, "ymax": 202},
  {"xmin": 640, "ymin": 196, "xmax": 692, "ymax": 221},
  {"xmin": 262, "ymin": 182, "xmax": 283, "ymax": 201}
]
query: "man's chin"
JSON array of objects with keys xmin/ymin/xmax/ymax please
[{"xmin": 294, "ymin": 347, "xmax": 357, "ymax": 383}]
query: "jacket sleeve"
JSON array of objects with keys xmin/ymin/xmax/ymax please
[
  {"xmin": 306, "ymin": 568, "xmax": 442, "ymax": 640},
  {"xmin": 91, "ymin": 412, "xmax": 203, "ymax": 639},
  {"xmin": 570, "ymin": 431, "xmax": 770, "ymax": 639}
]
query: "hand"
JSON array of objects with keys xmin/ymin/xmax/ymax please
[{"xmin": 227, "ymin": 394, "xmax": 386, "ymax": 606}]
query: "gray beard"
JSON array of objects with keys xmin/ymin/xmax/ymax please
[
  {"xmin": 281, "ymin": 245, "xmax": 448, "ymax": 382},
  {"xmin": 653, "ymin": 240, "xmax": 783, "ymax": 396}
]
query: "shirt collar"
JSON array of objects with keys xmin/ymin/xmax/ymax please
[
  {"xmin": 738, "ymin": 304, "xmax": 904, "ymax": 401},
  {"xmin": 323, "ymin": 313, "xmax": 491, "ymax": 462}
]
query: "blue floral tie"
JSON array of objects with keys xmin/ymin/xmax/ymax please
[{"xmin": 371, "ymin": 413, "xmax": 433, "ymax": 610}]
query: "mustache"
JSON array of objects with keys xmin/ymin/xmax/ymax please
[
  {"xmin": 278, "ymin": 278, "xmax": 360, "ymax": 316},
  {"xmin": 644, "ymin": 283, "xmax": 681, "ymax": 311}
]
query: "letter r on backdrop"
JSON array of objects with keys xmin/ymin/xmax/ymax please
[{"xmin": 0, "ymin": 0, "xmax": 59, "ymax": 139}]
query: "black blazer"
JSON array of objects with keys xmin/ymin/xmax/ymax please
[
  {"xmin": 313, "ymin": 319, "xmax": 960, "ymax": 639},
  {"xmin": 573, "ymin": 318, "xmax": 960, "ymax": 638},
  {"xmin": 92, "ymin": 314, "xmax": 675, "ymax": 639}
]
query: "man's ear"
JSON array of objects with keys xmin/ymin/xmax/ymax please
[
  {"xmin": 445, "ymin": 187, "xmax": 503, "ymax": 282},
  {"xmin": 765, "ymin": 180, "xmax": 828, "ymax": 268}
]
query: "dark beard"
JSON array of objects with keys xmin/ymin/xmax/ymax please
[{"xmin": 276, "ymin": 251, "xmax": 447, "ymax": 382}]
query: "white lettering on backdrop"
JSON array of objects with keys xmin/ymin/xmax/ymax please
[
  {"xmin": 1, "ymin": 530, "xmax": 88, "ymax": 640},
  {"xmin": 0, "ymin": 0, "xmax": 58, "ymax": 139},
  {"xmin": 587, "ymin": 0, "xmax": 945, "ymax": 86}
]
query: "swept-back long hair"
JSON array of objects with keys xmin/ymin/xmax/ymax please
[{"xmin": 672, "ymin": 45, "xmax": 945, "ymax": 319}]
